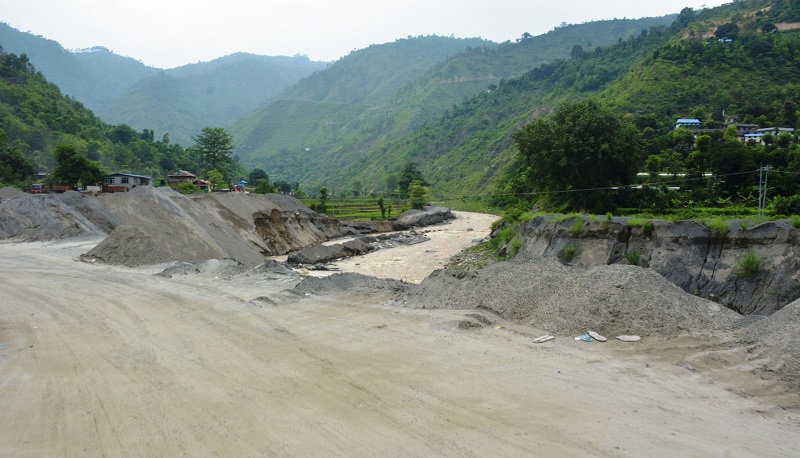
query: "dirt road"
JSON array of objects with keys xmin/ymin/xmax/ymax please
[{"xmin": 1, "ymin": 225, "xmax": 800, "ymax": 455}]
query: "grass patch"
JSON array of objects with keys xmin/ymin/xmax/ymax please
[
  {"xmin": 627, "ymin": 218, "xmax": 654, "ymax": 235},
  {"xmin": 735, "ymin": 250, "xmax": 762, "ymax": 277},
  {"xmin": 557, "ymin": 243, "xmax": 579, "ymax": 264},
  {"xmin": 624, "ymin": 250, "xmax": 641, "ymax": 266},
  {"xmin": 569, "ymin": 218, "xmax": 584, "ymax": 236},
  {"xmin": 792, "ymin": 216, "xmax": 800, "ymax": 229},
  {"xmin": 704, "ymin": 218, "xmax": 730, "ymax": 237},
  {"xmin": 641, "ymin": 220, "xmax": 654, "ymax": 236},
  {"xmin": 507, "ymin": 237, "xmax": 523, "ymax": 258}
]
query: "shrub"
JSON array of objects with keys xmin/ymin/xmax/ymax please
[
  {"xmin": 627, "ymin": 218, "xmax": 653, "ymax": 235},
  {"xmin": 507, "ymin": 237, "xmax": 523, "ymax": 258},
  {"xmin": 792, "ymin": 216, "xmax": 800, "ymax": 229},
  {"xmin": 735, "ymin": 250, "xmax": 762, "ymax": 277},
  {"xmin": 254, "ymin": 181, "xmax": 275, "ymax": 194},
  {"xmin": 557, "ymin": 243, "xmax": 579, "ymax": 264},
  {"xmin": 641, "ymin": 220, "xmax": 654, "ymax": 236},
  {"xmin": 569, "ymin": 218, "xmax": 584, "ymax": 236},
  {"xmin": 175, "ymin": 182, "xmax": 200, "ymax": 194},
  {"xmin": 771, "ymin": 194, "xmax": 800, "ymax": 216},
  {"xmin": 624, "ymin": 250, "xmax": 641, "ymax": 266},
  {"xmin": 704, "ymin": 218, "xmax": 729, "ymax": 237},
  {"xmin": 489, "ymin": 225, "xmax": 516, "ymax": 250}
]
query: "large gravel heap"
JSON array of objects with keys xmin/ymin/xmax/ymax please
[
  {"xmin": 0, "ymin": 190, "xmax": 118, "ymax": 240},
  {"xmin": 398, "ymin": 257, "xmax": 739, "ymax": 337},
  {"xmin": 742, "ymin": 298, "xmax": 800, "ymax": 389}
]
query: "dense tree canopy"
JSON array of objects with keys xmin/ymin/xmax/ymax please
[
  {"xmin": 397, "ymin": 162, "xmax": 428, "ymax": 195},
  {"xmin": 512, "ymin": 100, "xmax": 643, "ymax": 212},
  {"xmin": 51, "ymin": 144, "xmax": 106, "ymax": 188}
]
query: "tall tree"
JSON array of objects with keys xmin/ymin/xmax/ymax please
[
  {"xmin": 512, "ymin": 100, "xmax": 643, "ymax": 212},
  {"xmin": 249, "ymin": 168, "xmax": 269, "ymax": 185},
  {"xmin": 51, "ymin": 144, "xmax": 106, "ymax": 189},
  {"xmin": 193, "ymin": 127, "xmax": 235, "ymax": 174},
  {"xmin": 398, "ymin": 162, "xmax": 428, "ymax": 195}
]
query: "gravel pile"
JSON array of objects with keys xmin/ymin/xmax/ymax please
[
  {"xmin": 398, "ymin": 257, "xmax": 739, "ymax": 337},
  {"xmin": 0, "ymin": 187, "xmax": 24, "ymax": 202},
  {"xmin": 157, "ymin": 262, "xmax": 202, "ymax": 277},
  {"xmin": 0, "ymin": 191, "xmax": 119, "ymax": 241},
  {"xmin": 83, "ymin": 225, "xmax": 175, "ymax": 266},
  {"xmin": 294, "ymin": 272, "xmax": 409, "ymax": 296},
  {"xmin": 741, "ymin": 298, "xmax": 800, "ymax": 388}
]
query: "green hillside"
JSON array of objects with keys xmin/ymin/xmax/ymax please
[
  {"xmin": 105, "ymin": 54, "xmax": 327, "ymax": 145},
  {"xmin": 0, "ymin": 47, "xmax": 198, "ymax": 187},
  {"xmin": 0, "ymin": 22, "xmax": 158, "ymax": 113},
  {"xmin": 231, "ymin": 17, "xmax": 677, "ymax": 193},
  {"xmin": 0, "ymin": 24, "xmax": 327, "ymax": 146},
  {"xmin": 278, "ymin": 35, "xmax": 493, "ymax": 106}
]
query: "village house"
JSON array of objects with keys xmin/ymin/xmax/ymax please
[
  {"xmin": 103, "ymin": 173, "xmax": 152, "ymax": 192},
  {"xmin": 674, "ymin": 118, "xmax": 702, "ymax": 130},
  {"xmin": 167, "ymin": 170, "xmax": 198, "ymax": 185},
  {"xmin": 167, "ymin": 170, "xmax": 210, "ymax": 192}
]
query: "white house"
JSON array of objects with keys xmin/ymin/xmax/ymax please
[{"xmin": 103, "ymin": 173, "xmax": 152, "ymax": 192}]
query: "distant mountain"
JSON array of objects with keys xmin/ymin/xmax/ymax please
[
  {"xmin": 0, "ymin": 22, "xmax": 158, "ymax": 113},
  {"xmin": 104, "ymin": 53, "xmax": 328, "ymax": 145},
  {"xmin": 0, "ymin": 23, "xmax": 327, "ymax": 145},
  {"xmin": 229, "ymin": 17, "xmax": 676, "ymax": 191},
  {"xmin": 0, "ymin": 47, "xmax": 197, "ymax": 184}
]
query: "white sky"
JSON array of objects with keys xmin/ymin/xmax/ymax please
[{"xmin": 1, "ymin": 0, "xmax": 729, "ymax": 69}]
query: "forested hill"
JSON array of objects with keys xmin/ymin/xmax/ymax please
[
  {"xmin": 278, "ymin": 36, "xmax": 494, "ymax": 106},
  {"xmin": 249, "ymin": 0, "xmax": 800, "ymax": 204},
  {"xmin": 0, "ymin": 23, "xmax": 327, "ymax": 146},
  {"xmin": 0, "ymin": 47, "xmax": 199, "ymax": 187},
  {"xmin": 230, "ymin": 16, "xmax": 676, "ymax": 191},
  {"xmin": 104, "ymin": 53, "xmax": 327, "ymax": 146},
  {"xmin": 0, "ymin": 22, "xmax": 158, "ymax": 114}
]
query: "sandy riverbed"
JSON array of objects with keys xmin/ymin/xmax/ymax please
[{"xmin": 1, "ymin": 214, "xmax": 799, "ymax": 456}]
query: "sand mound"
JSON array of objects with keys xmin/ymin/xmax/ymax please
[
  {"xmin": 742, "ymin": 299, "xmax": 800, "ymax": 388},
  {"xmin": 157, "ymin": 258, "xmax": 297, "ymax": 279},
  {"xmin": 83, "ymin": 225, "xmax": 175, "ymax": 267},
  {"xmin": 196, "ymin": 259, "xmax": 250, "ymax": 278},
  {"xmin": 156, "ymin": 262, "xmax": 202, "ymax": 277},
  {"xmin": 0, "ymin": 191, "xmax": 119, "ymax": 241},
  {"xmin": 399, "ymin": 257, "xmax": 738, "ymax": 337},
  {"xmin": 0, "ymin": 187, "xmax": 25, "ymax": 202},
  {"xmin": 294, "ymin": 272, "xmax": 409, "ymax": 296},
  {"xmin": 252, "ymin": 260, "xmax": 297, "ymax": 276}
]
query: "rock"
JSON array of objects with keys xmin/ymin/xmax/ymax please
[
  {"xmin": 588, "ymin": 330, "xmax": 607, "ymax": 342},
  {"xmin": 392, "ymin": 206, "xmax": 455, "ymax": 230},
  {"xmin": 616, "ymin": 335, "xmax": 641, "ymax": 342},
  {"xmin": 287, "ymin": 238, "xmax": 373, "ymax": 265}
]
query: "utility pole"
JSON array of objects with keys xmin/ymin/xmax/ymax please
[{"xmin": 758, "ymin": 165, "xmax": 772, "ymax": 219}]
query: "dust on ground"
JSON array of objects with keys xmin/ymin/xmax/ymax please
[
  {"xmin": 2, "ymin": 191, "xmax": 800, "ymax": 455},
  {"xmin": 1, "ymin": 239, "xmax": 800, "ymax": 456}
]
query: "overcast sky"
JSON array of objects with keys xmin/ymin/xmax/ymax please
[{"xmin": 1, "ymin": 0, "xmax": 728, "ymax": 69}]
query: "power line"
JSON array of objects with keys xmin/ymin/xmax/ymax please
[{"xmin": 430, "ymin": 169, "xmax": 763, "ymax": 202}]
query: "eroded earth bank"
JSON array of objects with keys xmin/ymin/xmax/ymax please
[{"xmin": 1, "ymin": 187, "xmax": 799, "ymax": 456}]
